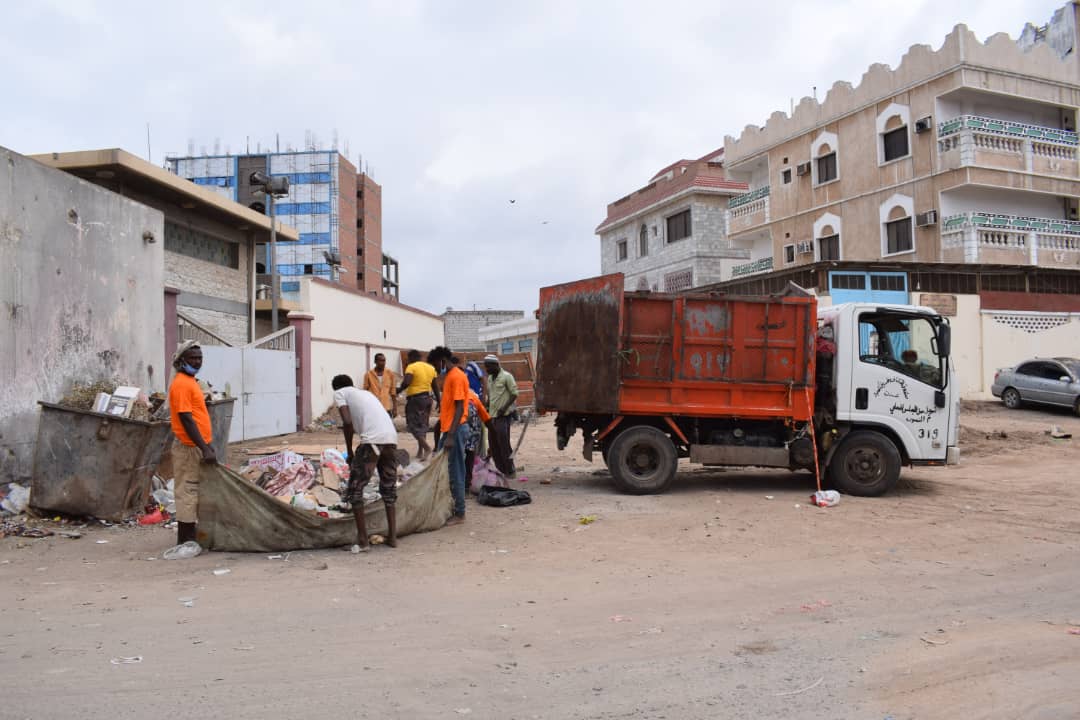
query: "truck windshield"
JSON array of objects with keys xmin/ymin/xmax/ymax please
[{"xmin": 858, "ymin": 312, "xmax": 944, "ymax": 388}]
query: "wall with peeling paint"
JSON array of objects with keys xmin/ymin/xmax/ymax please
[{"xmin": 0, "ymin": 147, "xmax": 165, "ymax": 485}]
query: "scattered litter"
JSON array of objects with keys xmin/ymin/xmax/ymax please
[
  {"xmin": 267, "ymin": 554, "xmax": 284, "ymax": 560},
  {"xmin": 233, "ymin": 645, "xmax": 255, "ymax": 651},
  {"xmin": 810, "ymin": 490, "xmax": 840, "ymax": 508},
  {"xmin": 539, "ymin": 478, "xmax": 552, "ymax": 485},
  {"xmin": 764, "ymin": 495, "xmax": 775, "ymax": 500},
  {"xmin": 1067, "ymin": 628, "xmax": 1080, "ymax": 636},
  {"xmin": 455, "ymin": 709, "xmax": 472, "ymax": 716},
  {"xmin": 57, "ymin": 531, "xmax": 82, "ymax": 539},
  {"xmin": 110, "ymin": 656, "xmax": 143, "ymax": 665},
  {"xmin": 639, "ymin": 627, "xmax": 663, "ymax": 635},
  {"xmin": 95, "ymin": 540, "xmax": 109, "ymax": 544},
  {"xmin": 774, "ymin": 676, "xmax": 823, "ymax": 697},
  {"xmin": 138, "ymin": 508, "xmax": 166, "ymax": 525},
  {"xmin": 370, "ymin": 535, "xmax": 386, "ymax": 545},
  {"xmin": 579, "ymin": 515, "xmax": 598, "ymax": 525},
  {"xmin": 151, "ymin": 479, "xmax": 175, "ymax": 515},
  {"xmin": 794, "ymin": 504, "xmax": 801, "ymax": 509},
  {"xmin": 920, "ymin": 636, "xmax": 949, "ymax": 646},
  {"xmin": 163, "ymin": 541, "xmax": 203, "ymax": 560},
  {"xmin": 0, "ymin": 521, "xmax": 53, "ymax": 539},
  {"xmin": 350, "ymin": 545, "xmax": 368, "ymax": 554},
  {"xmin": 609, "ymin": 615, "xmax": 633, "ymax": 623},
  {"xmin": 212, "ymin": 568, "xmax": 231, "ymax": 576},
  {"xmin": 178, "ymin": 596, "xmax": 196, "ymax": 607},
  {"xmin": 1048, "ymin": 425, "xmax": 1072, "ymax": 439}
]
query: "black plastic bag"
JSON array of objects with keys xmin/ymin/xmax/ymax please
[{"xmin": 478, "ymin": 485, "xmax": 532, "ymax": 507}]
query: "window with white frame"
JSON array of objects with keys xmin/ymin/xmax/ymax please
[
  {"xmin": 616, "ymin": 238, "xmax": 628, "ymax": 261},
  {"xmin": 884, "ymin": 207, "xmax": 913, "ymax": 255},
  {"xmin": 877, "ymin": 102, "xmax": 911, "ymax": 165},
  {"xmin": 816, "ymin": 147, "xmax": 837, "ymax": 183},
  {"xmin": 813, "ymin": 213, "xmax": 842, "ymax": 262}
]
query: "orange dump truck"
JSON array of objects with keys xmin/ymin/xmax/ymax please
[{"xmin": 536, "ymin": 273, "xmax": 959, "ymax": 495}]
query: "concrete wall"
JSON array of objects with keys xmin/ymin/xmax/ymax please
[
  {"xmin": 358, "ymin": 173, "xmax": 384, "ymax": 296},
  {"xmin": 478, "ymin": 317, "xmax": 540, "ymax": 362},
  {"xmin": 442, "ymin": 310, "xmax": 524, "ymax": 351},
  {"xmin": 302, "ymin": 278, "xmax": 444, "ymax": 417},
  {"xmin": 0, "ymin": 147, "xmax": 165, "ymax": 484}
]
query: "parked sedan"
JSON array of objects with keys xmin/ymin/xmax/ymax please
[{"xmin": 991, "ymin": 357, "xmax": 1080, "ymax": 414}]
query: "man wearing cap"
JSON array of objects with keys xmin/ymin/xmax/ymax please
[
  {"xmin": 484, "ymin": 354, "xmax": 519, "ymax": 478},
  {"xmin": 168, "ymin": 340, "xmax": 217, "ymax": 546}
]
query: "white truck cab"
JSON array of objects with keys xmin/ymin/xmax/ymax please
[{"xmin": 818, "ymin": 303, "xmax": 960, "ymax": 483}]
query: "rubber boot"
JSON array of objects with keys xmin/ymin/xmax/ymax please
[
  {"xmin": 352, "ymin": 507, "xmax": 369, "ymax": 549},
  {"xmin": 385, "ymin": 505, "xmax": 398, "ymax": 548},
  {"xmin": 177, "ymin": 522, "xmax": 197, "ymax": 545}
]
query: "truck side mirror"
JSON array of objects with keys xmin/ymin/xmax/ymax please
[
  {"xmin": 937, "ymin": 324, "xmax": 951, "ymax": 357},
  {"xmin": 935, "ymin": 390, "xmax": 946, "ymax": 408}
]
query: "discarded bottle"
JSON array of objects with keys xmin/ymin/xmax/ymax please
[{"xmin": 162, "ymin": 541, "xmax": 203, "ymax": 560}]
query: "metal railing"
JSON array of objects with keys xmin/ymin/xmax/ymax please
[
  {"xmin": 177, "ymin": 311, "xmax": 233, "ymax": 347},
  {"xmin": 731, "ymin": 256, "xmax": 774, "ymax": 278},
  {"xmin": 727, "ymin": 185, "xmax": 770, "ymax": 210},
  {"xmin": 938, "ymin": 115, "xmax": 1078, "ymax": 146},
  {"xmin": 248, "ymin": 326, "xmax": 295, "ymax": 351}
]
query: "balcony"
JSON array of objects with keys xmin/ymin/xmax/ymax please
[
  {"xmin": 938, "ymin": 116, "xmax": 1078, "ymax": 177},
  {"xmin": 731, "ymin": 256, "xmax": 774, "ymax": 278},
  {"xmin": 940, "ymin": 212, "xmax": 1080, "ymax": 268},
  {"xmin": 726, "ymin": 185, "xmax": 770, "ymax": 234}
]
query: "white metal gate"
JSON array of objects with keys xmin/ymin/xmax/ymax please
[{"xmin": 200, "ymin": 328, "xmax": 296, "ymax": 441}]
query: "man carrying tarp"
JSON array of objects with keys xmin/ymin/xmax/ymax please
[
  {"xmin": 430, "ymin": 347, "xmax": 469, "ymax": 525},
  {"xmin": 169, "ymin": 340, "xmax": 217, "ymax": 546},
  {"xmin": 332, "ymin": 374, "xmax": 399, "ymax": 550}
]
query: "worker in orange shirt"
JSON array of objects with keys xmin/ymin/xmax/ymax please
[{"xmin": 168, "ymin": 340, "xmax": 217, "ymax": 546}]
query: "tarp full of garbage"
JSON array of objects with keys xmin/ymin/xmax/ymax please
[{"xmin": 197, "ymin": 450, "xmax": 453, "ymax": 552}]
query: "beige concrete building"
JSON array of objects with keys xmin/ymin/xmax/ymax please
[{"xmin": 720, "ymin": 3, "xmax": 1080, "ymax": 280}]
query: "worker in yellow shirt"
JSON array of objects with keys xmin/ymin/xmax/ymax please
[{"xmin": 397, "ymin": 349, "xmax": 440, "ymax": 461}]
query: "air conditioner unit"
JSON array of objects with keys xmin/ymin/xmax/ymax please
[
  {"xmin": 914, "ymin": 116, "xmax": 933, "ymax": 134},
  {"xmin": 796, "ymin": 241, "xmax": 813, "ymax": 254},
  {"xmin": 795, "ymin": 162, "xmax": 811, "ymax": 176},
  {"xmin": 915, "ymin": 209, "xmax": 939, "ymax": 227}
]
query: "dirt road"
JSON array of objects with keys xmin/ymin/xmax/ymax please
[{"xmin": 2, "ymin": 401, "xmax": 1078, "ymax": 719}]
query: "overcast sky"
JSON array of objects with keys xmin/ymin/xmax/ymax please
[{"xmin": 1, "ymin": 0, "xmax": 1064, "ymax": 315}]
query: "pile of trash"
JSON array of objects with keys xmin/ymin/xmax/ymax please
[
  {"xmin": 59, "ymin": 380, "xmax": 158, "ymax": 421},
  {"xmin": 237, "ymin": 447, "xmax": 428, "ymax": 518}
]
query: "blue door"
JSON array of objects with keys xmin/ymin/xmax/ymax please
[{"xmin": 829, "ymin": 271, "xmax": 910, "ymax": 354}]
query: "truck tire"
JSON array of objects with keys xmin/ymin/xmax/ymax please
[
  {"xmin": 828, "ymin": 431, "xmax": 900, "ymax": 497},
  {"xmin": 607, "ymin": 426, "xmax": 677, "ymax": 494}
]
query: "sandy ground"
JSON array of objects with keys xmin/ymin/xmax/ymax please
[{"xmin": 2, "ymin": 401, "xmax": 1079, "ymax": 719}]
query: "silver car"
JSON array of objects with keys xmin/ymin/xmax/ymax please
[{"xmin": 991, "ymin": 356, "xmax": 1080, "ymax": 415}]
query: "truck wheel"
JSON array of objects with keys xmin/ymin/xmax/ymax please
[
  {"xmin": 1001, "ymin": 388, "xmax": 1022, "ymax": 409},
  {"xmin": 828, "ymin": 431, "xmax": 900, "ymax": 497},
  {"xmin": 607, "ymin": 426, "xmax": 677, "ymax": 494}
]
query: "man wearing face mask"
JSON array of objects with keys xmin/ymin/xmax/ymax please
[{"xmin": 168, "ymin": 340, "xmax": 217, "ymax": 546}]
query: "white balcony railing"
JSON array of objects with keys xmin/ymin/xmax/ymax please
[
  {"xmin": 731, "ymin": 256, "xmax": 774, "ymax": 278},
  {"xmin": 938, "ymin": 116, "xmax": 1078, "ymax": 173},
  {"xmin": 941, "ymin": 211, "xmax": 1080, "ymax": 264}
]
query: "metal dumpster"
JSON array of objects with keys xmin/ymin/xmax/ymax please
[
  {"xmin": 207, "ymin": 397, "xmax": 236, "ymax": 466},
  {"xmin": 30, "ymin": 402, "xmax": 173, "ymax": 520}
]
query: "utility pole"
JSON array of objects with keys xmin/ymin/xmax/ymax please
[{"xmin": 269, "ymin": 192, "xmax": 279, "ymax": 332}]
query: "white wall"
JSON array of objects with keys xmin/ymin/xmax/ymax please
[
  {"xmin": 979, "ymin": 311, "xmax": 1080, "ymax": 395},
  {"xmin": 300, "ymin": 278, "xmax": 444, "ymax": 417},
  {"xmin": 939, "ymin": 187, "xmax": 1066, "ymax": 218}
]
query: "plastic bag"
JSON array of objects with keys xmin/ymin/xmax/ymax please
[
  {"xmin": 290, "ymin": 493, "xmax": 318, "ymax": 511},
  {"xmin": 477, "ymin": 485, "xmax": 531, "ymax": 507},
  {"xmin": 810, "ymin": 490, "xmax": 840, "ymax": 507},
  {"xmin": 162, "ymin": 541, "xmax": 203, "ymax": 560},
  {"xmin": 1, "ymin": 483, "xmax": 30, "ymax": 515},
  {"xmin": 152, "ymin": 479, "xmax": 175, "ymax": 515},
  {"xmin": 470, "ymin": 458, "xmax": 507, "ymax": 495}
]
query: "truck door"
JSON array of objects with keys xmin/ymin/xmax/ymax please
[
  {"xmin": 849, "ymin": 310, "xmax": 950, "ymax": 461},
  {"xmin": 536, "ymin": 274, "xmax": 624, "ymax": 414}
]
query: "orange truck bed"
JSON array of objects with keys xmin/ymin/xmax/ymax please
[{"xmin": 536, "ymin": 273, "xmax": 817, "ymax": 422}]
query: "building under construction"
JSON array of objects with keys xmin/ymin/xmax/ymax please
[{"xmin": 166, "ymin": 147, "xmax": 399, "ymax": 302}]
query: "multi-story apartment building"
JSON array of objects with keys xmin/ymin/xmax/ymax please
[
  {"xmin": 596, "ymin": 151, "xmax": 748, "ymax": 292},
  {"xmin": 166, "ymin": 149, "xmax": 397, "ymax": 301},
  {"xmin": 718, "ymin": 3, "xmax": 1079, "ymax": 288}
]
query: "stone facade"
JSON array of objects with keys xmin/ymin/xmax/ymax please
[
  {"xmin": 600, "ymin": 195, "xmax": 745, "ymax": 292},
  {"xmin": 442, "ymin": 310, "xmax": 526, "ymax": 351},
  {"xmin": 720, "ymin": 3, "xmax": 1080, "ymax": 280}
]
